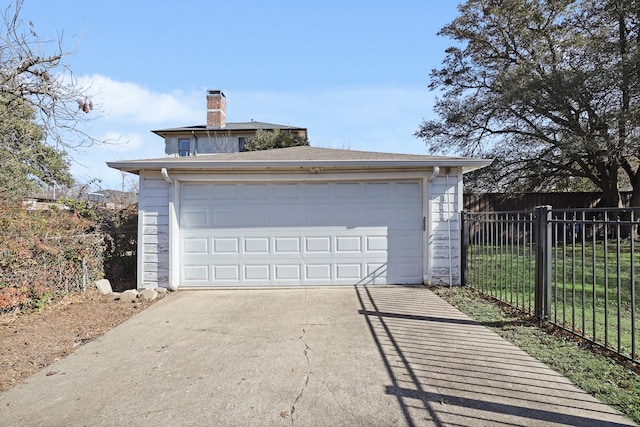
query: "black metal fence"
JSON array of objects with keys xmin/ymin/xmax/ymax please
[{"xmin": 461, "ymin": 206, "xmax": 640, "ymax": 364}]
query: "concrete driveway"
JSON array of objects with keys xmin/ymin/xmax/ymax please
[{"xmin": 0, "ymin": 286, "xmax": 635, "ymax": 426}]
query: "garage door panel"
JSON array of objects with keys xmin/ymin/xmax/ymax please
[
  {"xmin": 244, "ymin": 184, "xmax": 270, "ymax": 200},
  {"xmin": 183, "ymin": 238, "xmax": 209, "ymax": 254},
  {"xmin": 304, "ymin": 237, "xmax": 331, "ymax": 253},
  {"xmin": 181, "ymin": 211, "xmax": 208, "ymax": 229},
  {"xmin": 336, "ymin": 236, "xmax": 361, "ymax": 252},
  {"xmin": 273, "ymin": 210, "xmax": 301, "ymax": 226},
  {"xmin": 212, "ymin": 210, "xmax": 244, "ymax": 227},
  {"xmin": 366, "ymin": 263, "xmax": 388, "ymax": 283},
  {"xmin": 304, "ymin": 211, "xmax": 334, "ymax": 226},
  {"xmin": 391, "ymin": 234, "xmax": 423, "ymax": 255},
  {"xmin": 212, "ymin": 184, "xmax": 239, "ymax": 199},
  {"xmin": 244, "ymin": 265, "xmax": 270, "ymax": 280},
  {"xmin": 275, "ymin": 264, "xmax": 301, "ymax": 280},
  {"xmin": 336, "ymin": 264, "xmax": 362, "ymax": 279},
  {"xmin": 181, "ymin": 184, "xmax": 208, "ymax": 201},
  {"xmin": 395, "ymin": 182, "xmax": 421, "ymax": 198},
  {"xmin": 395, "ymin": 261, "xmax": 424, "ymax": 280},
  {"xmin": 244, "ymin": 238, "xmax": 270, "ymax": 253},
  {"xmin": 305, "ymin": 264, "xmax": 331, "ymax": 280},
  {"xmin": 214, "ymin": 265, "xmax": 239, "ymax": 280},
  {"xmin": 273, "ymin": 183, "xmax": 300, "ymax": 199},
  {"xmin": 244, "ymin": 210, "xmax": 268, "ymax": 227},
  {"xmin": 393, "ymin": 208, "xmax": 422, "ymax": 225},
  {"xmin": 179, "ymin": 181, "xmax": 423, "ymax": 286},
  {"xmin": 303, "ymin": 183, "xmax": 331, "ymax": 199},
  {"xmin": 335, "ymin": 183, "xmax": 360, "ymax": 198},
  {"xmin": 274, "ymin": 237, "xmax": 300, "ymax": 253},
  {"xmin": 183, "ymin": 265, "xmax": 209, "ymax": 281},
  {"xmin": 366, "ymin": 236, "xmax": 387, "ymax": 252},
  {"xmin": 365, "ymin": 182, "xmax": 391, "ymax": 197},
  {"xmin": 213, "ymin": 238, "xmax": 239, "ymax": 254}
]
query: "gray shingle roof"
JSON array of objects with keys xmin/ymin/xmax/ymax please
[
  {"xmin": 107, "ymin": 146, "xmax": 492, "ymax": 174},
  {"xmin": 152, "ymin": 121, "xmax": 306, "ymax": 135},
  {"xmin": 145, "ymin": 146, "xmax": 458, "ymax": 161}
]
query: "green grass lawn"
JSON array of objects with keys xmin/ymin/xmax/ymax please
[
  {"xmin": 466, "ymin": 242, "xmax": 639, "ymax": 362},
  {"xmin": 432, "ymin": 285, "xmax": 640, "ymax": 425}
]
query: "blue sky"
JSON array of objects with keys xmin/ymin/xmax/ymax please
[{"xmin": 18, "ymin": 1, "xmax": 461, "ymax": 191}]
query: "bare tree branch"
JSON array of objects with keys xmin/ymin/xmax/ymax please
[{"xmin": 0, "ymin": 0, "xmax": 97, "ymax": 150}]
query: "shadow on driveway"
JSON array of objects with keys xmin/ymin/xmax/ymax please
[{"xmin": 355, "ymin": 285, "xmax": 635, "ymax": 427}]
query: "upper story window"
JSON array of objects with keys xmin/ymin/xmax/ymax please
[
  {"xmin": 179, "ymin": 139, "xmax": 190, "ymax": 157},
  {"xmin": 238, "ymin": 137, "xmax": 248, "ymax": 152}
]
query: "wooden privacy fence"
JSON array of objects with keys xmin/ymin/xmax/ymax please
[{"xmin": 464, "ymin": 192, "xmax": 634, "ymax": 212}]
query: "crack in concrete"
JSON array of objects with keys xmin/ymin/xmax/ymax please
[
  {"xmin": 290, "ymin": 290, "xmax": 313, "ymax": 426},
  {"xmin": 289, "ymin": 370, "xmax": 310, "ymax": 425}
]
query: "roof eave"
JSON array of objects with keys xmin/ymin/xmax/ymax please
[
  {"xmin": 151, "ymin": 125, "xmax": 308, "ymax": 137},
  {"xmin": 107, "ymin": 159, "xmax": 493, "ymax": 175}
]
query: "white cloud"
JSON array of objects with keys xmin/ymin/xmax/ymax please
[{"xmin": 77, "ymin": 74, "xmax": 202, "ymax": 125}]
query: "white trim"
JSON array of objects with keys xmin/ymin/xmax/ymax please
[
  {"xmin": 171, "ymin": 173, "xmax": 429, "ymax": 289},
  {"xmin": 136, "ymin": 173, "xmax": 144, "ymax": 289},
  {"xmin": 169, "ymin": 181, "xmax": 181, "ymax": 291},
  {"xmin": 109, "ymin": 159, "xmax": 491, "ymax": 174},
  {"xmin": 167, "ymin": 171, "xmax": 428, "ymax": 183},
  {"xmin": 422, "ymin": 176, "xmax": 428, "ymax": 284}
]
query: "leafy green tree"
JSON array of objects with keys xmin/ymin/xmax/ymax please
[
  {"xmin": 245, "ymin": 128, "xmax": 309, "ymax": 151},
  {"xmin": 417, "ymin": 0, "xmax": 640, "ymax": 207},
  {"xmin": 0, "ymin": 0, "xmax": 96, "ymax": 199},
  {"xmin": 0, "ymin": 97, "xmax": 72, "ymax": 199}
]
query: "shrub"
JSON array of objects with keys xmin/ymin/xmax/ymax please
[{"xmin": 0, "ymin": 198, "xmax": 102, "ymax": 313}]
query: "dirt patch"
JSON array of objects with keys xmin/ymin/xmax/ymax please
[{"xmin": 0, "ymin": 289, "xmax": 163, "ymax": 393}]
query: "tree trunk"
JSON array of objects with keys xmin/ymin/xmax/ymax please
[
  {"xmin": 627, "ymin": 173, "xmax": 640, "ymax": 240},
  {"xmin": 630, "ymin": 172, "xmax": 640, "ymax": 208},
  {"xmin": 599, "ymin": 187, "xmax": 622, "ymax": 208}
]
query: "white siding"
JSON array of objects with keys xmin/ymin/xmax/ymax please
[
  {"xmin": 195, "ymin": 136, "xmax": 239, "ymax": 154},
  {"xmin": 429, "ymin": 171, "xmax": 463, "ymax": 285},
  {"xmin": 138, "ymin": 171, "xmax": 170, "ymax": 288}
]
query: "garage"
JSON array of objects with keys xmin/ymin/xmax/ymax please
[
  {"xmin": 179, "ymin": 180, "xmax": 423, "ymax": 286},
  {"xmin": 107, "ymin": 146, "xmax": 490, "ymax": 290}
]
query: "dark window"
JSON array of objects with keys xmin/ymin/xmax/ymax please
[
  {"xmin": 179, "ymin": 139, "xmax": 190, "ymax": 157},
  {"xmin": 238, "ymin": 137, "xmax": 248, "ymax": 152}
]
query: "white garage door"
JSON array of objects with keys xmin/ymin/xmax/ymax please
[{"xmin": 179, "ymin": 181, "xmax": 423, "ymax": 287}]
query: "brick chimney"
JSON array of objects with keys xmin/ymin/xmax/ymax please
[{"xmin": 206, "ymin": 89, "xmax": 226, "ymax": 128}]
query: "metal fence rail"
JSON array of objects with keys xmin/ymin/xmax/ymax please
[{"xmin": 462, "ymin": 207, "xmax": 640, "ymax": 364}]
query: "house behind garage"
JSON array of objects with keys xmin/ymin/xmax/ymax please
[
  {"xmin": 154, "ymin": 89, "xmax": 308, "ymax": 156},
  {"xmin": 107, "ymin": 90, "xmax": 490, "ymax": 290}
]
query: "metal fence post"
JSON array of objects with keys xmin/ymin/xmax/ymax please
[
  {"xmin": 82, "ymin": 256, "xmax": 88, "ymax": 291},
  {"xmin": 460, "ymin": 211, "xmax": 468, "ymax": 286},
  {"xmin": 535, "ymin": 205, "xmax": 552, "ymax": 319}
]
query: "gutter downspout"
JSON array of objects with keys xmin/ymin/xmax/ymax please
[
  {"xmin": 423, "ymin": 166, "xmax": 440, "ymax": 285},
  {"xmin": 161, "ymin": 167, "xmax": 171, "ymax": 184},
  {"xmin": 161, "ymin": 168, "xmax": 179, "ymax": 291}
]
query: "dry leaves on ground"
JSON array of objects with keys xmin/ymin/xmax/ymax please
[{"xmin": 0, "ymin": 289, "xmax": 161, "ymax": 393}]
